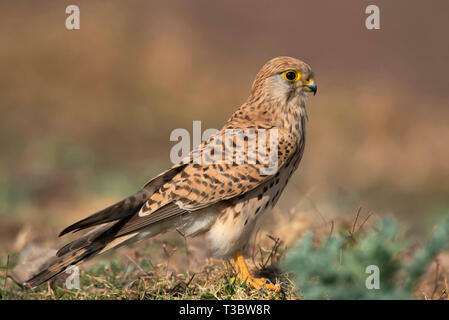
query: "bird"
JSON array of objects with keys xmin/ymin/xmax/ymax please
[{"xmin": 25, "ymin": 56, "xmax": 317, "ymax": 290}]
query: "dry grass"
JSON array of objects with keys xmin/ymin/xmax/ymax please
[
  {"xmin": 0, "ymin": 233, "xmax": 298, "ymax": 300},
  {"xmin": 1, "ymin": 204, "xmax": 447, "ymax": 300}
]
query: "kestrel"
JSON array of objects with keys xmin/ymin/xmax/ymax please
[{"xmin": 26, "ymin": 56, "xmax": 317, "ymax": 290}]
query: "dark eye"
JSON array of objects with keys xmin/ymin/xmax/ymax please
[
  {"xmin": 282, "ymin": 70, "xmax": 300, "ymax": 82},
  {"xmin": 286, "ymin": 72, "xmax": 296, "ymax": 80}
]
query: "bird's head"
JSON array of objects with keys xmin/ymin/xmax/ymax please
[{"xmin": 250, "ymin": 56, "xmax": 316, "ymax": 104}]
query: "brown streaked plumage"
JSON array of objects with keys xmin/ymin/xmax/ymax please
[{"xmin": 25, "ymin": 56, "xmax": 317, "ymax": 290}]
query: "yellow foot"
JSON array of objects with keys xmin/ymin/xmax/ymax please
[
  {"xmin": 232, "ymin": 251, "xmax": 280, "ymax": 292},
  {"xmin": 231, "ymin": 275, "xmax": 280, "ymax": 291}
]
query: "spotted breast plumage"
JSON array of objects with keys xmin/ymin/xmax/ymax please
[{"xmin": 26, "ymin": 56, "xmax": 317, "ymax": 290}]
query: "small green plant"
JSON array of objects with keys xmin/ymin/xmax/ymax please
[{"xmin": 285, "ymin": 217, "xmax": 449, "ymax": 299}]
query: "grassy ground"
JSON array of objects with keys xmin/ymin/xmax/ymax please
[
  {"xmin": 0, "ymin": 236, "xmax": 297, "ymax": 300},
  {"xmin": 0, "ymin": 193, "xmax": 306, "ymax": 300},
  {"xmin": 1, "ymin": 210, "xmax": 448, "ymax": 300}
]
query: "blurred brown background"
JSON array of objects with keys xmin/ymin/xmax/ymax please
[{"xmin": 0, "ymin": 0, "xmax": 448, "ymax": 251}]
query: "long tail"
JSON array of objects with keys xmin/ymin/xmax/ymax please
[
  {"xmin": 25, "ymin": 165, "xmax": 188, "ymax": 288},
  {"xmin": 25, "ymin": 213, "xmax": 139, "ymax": 287}
]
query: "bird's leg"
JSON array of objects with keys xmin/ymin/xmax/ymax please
[{"xmin": 232, "ymin": 250, "xmax": 279, "ymax": 291}]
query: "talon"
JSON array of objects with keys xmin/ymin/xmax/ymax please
[{"xmin": 232, "ymin": 251, "xmax": 280, "ymax": 292}]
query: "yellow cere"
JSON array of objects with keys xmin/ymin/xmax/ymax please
[{"xmin": 305, "ymin": 78, "xmax": 314, "ymax": 85}]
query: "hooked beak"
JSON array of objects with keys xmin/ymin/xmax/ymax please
[{"xmin": 303, "ymin": 79, "xmax": 317, "ymax": 96}]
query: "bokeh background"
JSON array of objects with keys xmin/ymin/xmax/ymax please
[{"xmin": 1, "ymin": 0, "xmax": 448, "ymax": 260}]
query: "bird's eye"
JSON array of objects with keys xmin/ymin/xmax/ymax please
[{"xmin": 282, "ymin": 70, "xmax": 301, "ymax": 82}]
